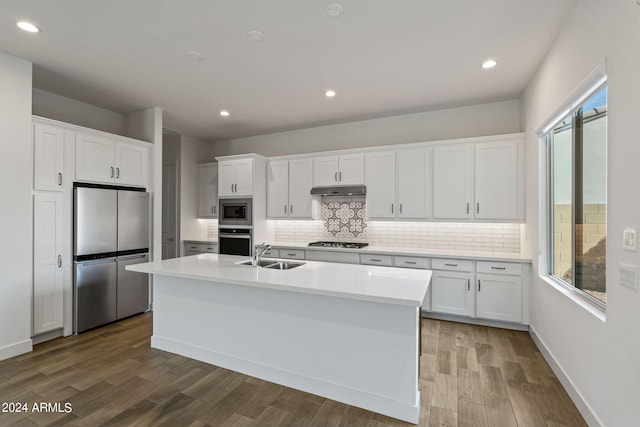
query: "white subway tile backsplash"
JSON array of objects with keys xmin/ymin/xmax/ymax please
[{"xmin": 274, "ymin": 220, "xmax": 522, "ymax": 254}]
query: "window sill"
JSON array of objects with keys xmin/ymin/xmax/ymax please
[{"xmin": 540, "ymin": 275, "xmax": 606, "ymax": 322}]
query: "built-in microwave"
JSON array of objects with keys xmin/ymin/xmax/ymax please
[{"xmin": 219, "ymin": 198, "xmax": 252, "ymax": 226}]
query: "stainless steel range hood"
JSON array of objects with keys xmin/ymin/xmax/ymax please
[{"xmin": 310, "ymin": 185, "xmax": 366, "ymax": 196}]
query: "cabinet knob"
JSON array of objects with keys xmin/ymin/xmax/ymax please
[
  {"xmin": 284, "ymin": 204, "xmax": 287, "ymax": 214},
  {"xmin": 477, "ymin": 203, "xmax": 480, "ymax": 214},
  {"xmin": 290, "ymin": 205, "xmax": 293, "ymax": 214},
  {"xmin": 110, "ymin": 166, "xmax": 114, "ymax": 178},
  {"xmin": 58, "ymin": 172, "xmax": 62, "ymax": 186},
  {"xmin": 339, "ymin": 171, "xmax": 342, "ymax": 181},
  {"xmin": 58, "ymin": 255, "xmax": 62, "ymax": 268},
  {"xmin": 116, "ymin": 167, "xmax": 120, "ymax": 179},
  {"xmin": 467, "ymin": 278, "xmax": 470, "ymax": 291},
  {"xmin": 399, "ymin": 203, "xmax": 403, "ymax": 214},
  {"xmin": 466, "ymin": 203, "xmax": 470, "ymax": 214},
  {"xmin": 478, "ymin": 280, "xmax": 481, "ymax": 291},
  {"xmin": 334, "ymin": 172, "xmax": 338, "ymax": 182}
]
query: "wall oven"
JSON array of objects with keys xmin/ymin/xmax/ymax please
[
  {"xmin": 219, "ymin": 198, "xmax": 252, "ymax": 227},
  {"xmin": 218, "ymin": 227, "xmax": 253, "ymax": 256}
]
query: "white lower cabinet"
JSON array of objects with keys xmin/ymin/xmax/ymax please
[
  {"xmin": 476, "ymin": 261, "xmax": 523, "ymax": 323},
  {"xmin": 431, "ymin": 270, "xmax": 475, "ymax": 317},
  {"xmin": 184, "ymin": 241, "xmax": 218, "ymax": 256},
  {"xmin": 33, "ymin": 193, "xmax": 64, "ymax": 335}
]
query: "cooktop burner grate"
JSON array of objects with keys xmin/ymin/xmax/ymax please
[{"xmin": 308, "ymin": 241, "xmax": 369, "ymax": 249}]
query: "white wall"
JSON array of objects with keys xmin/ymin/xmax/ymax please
[
  {"xmin": 32, "ymin": 88, "xmax": 125, "ymax": 135},
  {"xmin": 179, "ymin": 135, "xmax": 213, "ymax": 249},
  {"xmin": 0, "ymin": 52, "xmax": 33, "ymax": 360},
  {"xmin": 210, "ymin": 100, "xmax": 521, "ymax": 157},
  {"xmin": 521, "ymin": 1, "xmax": 640, "ymax": 425}
]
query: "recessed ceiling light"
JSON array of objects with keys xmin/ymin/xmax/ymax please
[
  {"xmin": 248, "ymin": 30, "xmax": 264, "ymax": 41},
  {"xmin": 186, "ymin": 51, "xmax": 203, "ymax": 60},
  {"xmin": 17, "ymin": 21, "xmax": 39, "ymax": 33},
  {"xmin": 482, "ymin": 59, "xmax": 497, "ymax": 69},
  {"xmin": 220, "ymin": 110, "xmax": 230, "ymax": 117},
  {"xmin": 327, "ymin": 3, "xmax": 344, "ymax": 17},
  {"xmin": 325, "ymin": 90, "xmax": 336, "ymax": 98}
]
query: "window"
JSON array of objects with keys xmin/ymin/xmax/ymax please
[{"xmin": 545, "ymin": 83, "xmax": 607, "ymax": 307}]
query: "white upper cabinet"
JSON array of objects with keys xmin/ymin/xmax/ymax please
[
  {"xmin": 218, "ymin": 158, "xmax": 254, "ymax": 197},
  {"xmin": 288, "ymin": 158, "xmax": 313, "ymax": 218},
  {"xmin": 197, "ymin": 163, "xmax": 218, "ymax": 218},
  {"xmin": 267, "ymin": 158, "xmax": 314, "ymax": 219},
  {"xmin": 365, "ymin": 151, "xmax": 396, "ymax": 218},
  {"xmin": 114, "ymin": 143, "xmax": 149, "ymax": 186},
  {"xmin": 267, "ymin": 160, "xmax": 289, "ymax": 218},
  {"xmin": 433, "ymin": 144, "xmax": 474, "ymax": 219},
  {"xmin": 397, "ymin": 148, "xmax": 431, "ymax": 219},
  {"xmin": 474, "ymin": 139, "xmax": 520, "ymax": 220},
  {"xmin": 75, "ymin": 133, "xmax": 115, "ymax": 184},
  {"xmin": 76, "ymin": 132, "xmax": 149, "ymax": 187},
  {"xmin": 366, "ymin": 148, "xmax": 432, "ymax": 220},
  {"xmin": 33, "ymin": 123, "xmax": 66, "ymax": 192},
  {"xmin": 313, "ymin": 153, "xmax": 364, "ymax": 186}
]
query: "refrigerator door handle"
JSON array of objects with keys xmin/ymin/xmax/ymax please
[{"xmin": 117, "ymin": 254, "xmax": 148, "ymax": 261}]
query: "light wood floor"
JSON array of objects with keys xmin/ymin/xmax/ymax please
[{"xmin": 0, "ymin": 313, "xmax": 586, "ymax": 426}]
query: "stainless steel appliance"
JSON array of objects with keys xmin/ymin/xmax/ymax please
[
  {"xmin": 219, "ymin": 198, "xmax": 252, "ymax": 227},
  {"xmin": 219, "ymin": 227, "xmax": 253, "ymax": 256},
  {"xmin": 73, "ymin": 184, "xmax": 150, "ymax": 333},
  {"xmin": 308, "ymin": 241, "xmax": 369, "ymax": 249}
]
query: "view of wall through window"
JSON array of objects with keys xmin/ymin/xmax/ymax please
[{"xmin": 548, "ymin": 85, "xmax": 607, "ymax": 305}]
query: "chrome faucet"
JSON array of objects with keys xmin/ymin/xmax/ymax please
[{"xmin": 252, "ymin": 242, "xmax": 271, "ymax": 267}]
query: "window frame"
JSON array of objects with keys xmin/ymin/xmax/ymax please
[{"xmin": 543, "ymin": 78, "xmax": 607, "ymax": 311}]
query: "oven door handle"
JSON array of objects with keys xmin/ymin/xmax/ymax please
[{"xmin": 219, "ymin": 234, "xmax": 252, "ymax": 239}]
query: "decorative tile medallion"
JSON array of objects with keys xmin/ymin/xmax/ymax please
[{"xmin": 321, "ymin": 196, "xmax": 367, "ymax": 238}]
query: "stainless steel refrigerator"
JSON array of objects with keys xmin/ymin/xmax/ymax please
[{"xmin": 73, "ymin": 185, "xmax": 150, "ymax": 333}]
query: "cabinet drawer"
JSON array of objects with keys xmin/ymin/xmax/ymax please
[
  {"xmin": 306, "ymin": 250, "xmax": 360, "ymax": 264},
  {"xmin": 279, "ymin": 249, "xmax": 305, "ymax": 260},
  {"xmin": 185, "ymin": 242, "xmax": 218, "ymax": 254},
  {"xmin": 476, "ymin": 261, "xmax": 522, "ymax": 275},
  {"xmin": 394, "ymin": 256, "xmax": 431, "ymax": 269},
  {"xmin": 432, "ymin": 258, "xmax": 473, "ymax": 272},
  {"xmin": 359, "ymin": 254, "xmax": 393, "ymax": 266},
  {"xmin": 262, "ymin": 248, "xmax": 279, "ymax": 258}
]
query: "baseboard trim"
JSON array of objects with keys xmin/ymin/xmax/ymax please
[
  {"xmin": 528, "ymin": 326, "xmax": 602, "ymax": 427},
  {"xmin": 0, "ymin": 338, "xmax": 33, "ymax": 361},
  {"xmin": 421, "ymin": 311, "xmax": 529, "ymax": 331},
  {"xmin": 152, "ymin": 335, "xmax": 420, "ymax": 424}
]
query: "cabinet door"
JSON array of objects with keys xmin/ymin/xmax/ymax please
[
  {"xmin": 365, "ymin": 151, "xmax": 396, "ymax": 218},
  {"xmin": 289, "ymin": 158, "xmax": 314, "ymax": 218},
  {"xmin": 475, "ymin": 140, "xmax": 519, "ymax": 220},
  {"xmin": 33, "ymin": 193, "xmax": 64, "ymax": 334},
  {"xmin": 431, "ymin": 271, "xmax": 474, "ymax": 317},
  {"xmin": 75, "ymin": 133, "xmax": 115, "ymax": 183},
  {"xmin": 33, "ymin": 123, "xmax": 65, "ymax": 192},
  {"xmin": 398, "ymin": 148, "xmax": 431, "ymax": 218},
  {"xmin": 476, "ymin": 274, "xmax": 522, "ymax": 323},
  {"xmin": 218, "ymin": 161, "xmax": 236, "ymax": 197},
  {"xmin": 115, "ymin": 143, "xmax": 149, "ymax": 187},
  {"xmin": 338, "ymin": 153, "xmax": 365, "ymax": 185},
  {"xmin": 198, "ymin": 164, "xmax": 219, "ymax": 218},
  {"xmin": 433, "ymin": 144, "xmax": 473, "ymax": 219},
  {"xmin": 267, "ymin": 160, "xmax": 289, "ymax": 218},
  {"xmin": 234, "ymin": 159, "xmax": 254, "ymax": 196},
  {"xmin": 313, "ymin": 156, "xmax": 339, "ymax": 186}
]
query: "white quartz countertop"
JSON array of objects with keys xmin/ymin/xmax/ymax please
[
  {"xmin": 271, "ymin": 241, "xmax": 532, "ymax": 263},
  {"xmin": 127, "ymin": 254, "xmax": 430, "ymax": 307}
]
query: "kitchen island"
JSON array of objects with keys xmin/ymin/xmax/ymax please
[{"xmin": 127, "ymin": 254, "xmax": 430, "ymax": 423}]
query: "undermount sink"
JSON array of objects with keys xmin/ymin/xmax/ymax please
[
  {"xmin": 264, "ymin": 261, "xmax": 305, "ymax": 270},
  {"xmin": 236, "ymin": 259, "xmax": 277, "ymax": 267},
  {"xmin": 236, "ymin": 259, "xmax": 305, "ymax": 270}
]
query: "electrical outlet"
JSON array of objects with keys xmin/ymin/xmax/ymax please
[
  {"xmin": 623, "ymin": 227, "xmax": 637, "ymax": 251},
  {"xmin": 619, "ymin": 263, "xmax": 638, "ymax": 290}
]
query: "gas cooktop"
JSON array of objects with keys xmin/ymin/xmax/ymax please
[{"xmin": 308, "ymin": 241, "xmax": 369, "ymax": 249}]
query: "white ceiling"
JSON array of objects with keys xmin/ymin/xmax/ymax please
[{"xmin": 1, "ymin": 0, "xmax": 577, "ymax": 141}]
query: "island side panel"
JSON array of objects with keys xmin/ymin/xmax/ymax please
[{"xmin": 151, "ymin": 275, "xmax": 420, "ymax": 423}]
